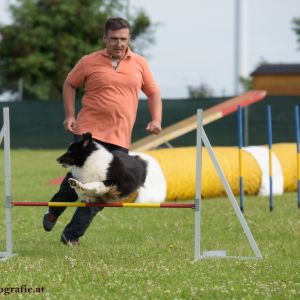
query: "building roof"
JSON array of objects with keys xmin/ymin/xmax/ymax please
[{"xmin": 251, "ymin": 64, "xmax": 300, "ymax": 76}]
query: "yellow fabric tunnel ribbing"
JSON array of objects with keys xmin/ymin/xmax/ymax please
[
  {"xmin": 146, "ymin": 147, "xmax": 261, "ymax": 200},
  {"xmin": 272, "ymin": 143, "xmax": 298, "ymax": 192}
]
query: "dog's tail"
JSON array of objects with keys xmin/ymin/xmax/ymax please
[{"xmin": 101, "ymin": 185, "xmax": 121, "ymax": 202}]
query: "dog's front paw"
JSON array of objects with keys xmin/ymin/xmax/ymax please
[
  {"xmin": 68, "ymin": 178, "xmax": 87, "ymax": 193},
  {"xmin": 68, "ymin": 178, "xmax": 80, "ymax": 188}
]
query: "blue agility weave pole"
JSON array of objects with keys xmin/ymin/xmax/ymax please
[
  {"xmin": 267, "ymin": 105, "xmax": 274, "ymax": 211},
  {"xmin": 294, "ymin": 105, "xmax": 300, "ymax": 209},
  {"xmin": 237, "ymin": 106, "xmax": 244, "ymax": 212}
]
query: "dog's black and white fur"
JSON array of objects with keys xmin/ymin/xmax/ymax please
[{"xmin": 57, "ymin": 133, "xmax": 147, "ymax": 202}]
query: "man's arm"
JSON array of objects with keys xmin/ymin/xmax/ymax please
[
  {"xmin": 62, "ymin": 80, "xmax": 77, "ymax": 133},
  {"xmin": 146, "ymin": 92, "xmax": 162, "ymax": 135}
]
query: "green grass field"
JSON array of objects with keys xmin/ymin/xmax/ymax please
[{"xmin": 0, "ymin": 149, "xmax": 300, "ymax": 299}]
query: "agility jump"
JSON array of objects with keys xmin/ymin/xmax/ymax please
[{"xmin": 1, "ymin": 106, "xmax": 262, "ymax": 262}]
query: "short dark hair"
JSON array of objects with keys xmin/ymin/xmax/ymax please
[{"xmin": 104, "ymin": 17, "xmax": 130, "ymax": 35}]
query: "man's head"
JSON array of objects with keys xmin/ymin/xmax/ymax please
[{"xmin": 103, "ymin": 17, "xmax": 130, "ymax": 60}]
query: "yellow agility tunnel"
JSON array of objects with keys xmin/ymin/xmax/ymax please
[{"xmin": 132, "ymin": 143, "xmax": 298, "ymax": 202}]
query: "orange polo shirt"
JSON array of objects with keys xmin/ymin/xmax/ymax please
[{"xmin": 65, "ymin": 48, "xmax": 159, "ymax": 149}]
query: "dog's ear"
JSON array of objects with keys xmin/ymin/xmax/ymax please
[{"xmin": 82, "ymin": 132, "xmax": 93, "ymax": 147}]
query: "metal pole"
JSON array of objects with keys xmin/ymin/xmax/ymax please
[
  {"xmin": 267, "ymin": 105, "xmax": 274, "ymax": 211},
  {"xmin": 200, "ymin": 126, "xmax": 262, "ymax": 258},
  {"xmin": 238, "ymin": 106, "xmax": 244, "ymax": 212},
  {"xmin": 3, "ymin": 107, "xmax": 13, "ymax": 257},
  {"xmin": 194, "ymin": 109, "xmax": 203, "ymax": 261},
  {"xmin": 234, "ymin": 0, "xmax": 240, "ymax": 94},
  {"xmin": 234, "ymin": 0, "xmax": 248, "ymax": 95},
  {"xmin": 294, "ymin": 106, "xmax": 300, "ymax": 208}
]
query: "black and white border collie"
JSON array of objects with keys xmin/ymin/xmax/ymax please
[{"xmin": 57, "ymin": 133, "xmax": 147, "ymax": 202}]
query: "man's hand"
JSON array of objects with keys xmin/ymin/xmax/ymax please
[
  {"xmin": 63, "ymin": 116, "xmax": 77, "ymax": 133},
  {"xmin": 146, "ymin": 120, "xmax": 162, "ymax": 135}
]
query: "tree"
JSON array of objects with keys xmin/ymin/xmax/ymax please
[
  {"xmin": 187, "ymin": 82, "xmax": 214, "ymax": 99},
  {"xmin": 239, "ymin": 76, "xmax": 252, "ymax": 91},
  {"xmin": 0, "ymin": 0, "xmax": 154, "ymax": 100},
  {"xmin": 293, "ymin": 16, "xmax": 300, "ymax": 49}
]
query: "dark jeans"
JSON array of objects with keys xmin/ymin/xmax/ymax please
[{"xmin": 49, "ymin": 136, "xmax": 128, "ymax": 241}]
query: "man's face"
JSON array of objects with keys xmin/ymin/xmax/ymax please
[{"xmin": 103, "ymin": 28, "xmax": 130, "ymax": 59}]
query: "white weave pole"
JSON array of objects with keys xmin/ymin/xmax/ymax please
[
  {"xmin": 0, "ymin": 107, "xmax": 15, "ymax": 261},
  {"xmin": 194, "ymin": 109, "xmax": 203, "ymax": 260}
]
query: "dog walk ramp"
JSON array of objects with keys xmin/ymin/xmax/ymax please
[{"xmin": 131, "ymin": 90, "xmax": 266, "ymax": 152}]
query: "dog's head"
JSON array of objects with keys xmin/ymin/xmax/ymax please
[{"xmin": 57, "ymin": 132, "xmax": 96, "ymax": 168}]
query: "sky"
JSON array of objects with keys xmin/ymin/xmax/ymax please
[{"xmin": 0, "ymin": 0, "xmax": 299, "ymax": 98}]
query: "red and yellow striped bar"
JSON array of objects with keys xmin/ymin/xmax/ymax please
[{"xmin": 11, "ymin": 201, "xmax": 194, "ymax": 209}]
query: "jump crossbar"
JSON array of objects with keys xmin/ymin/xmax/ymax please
[{"xmin": 12, "ymin": 201, "xmax": 195, "ymax": 209}]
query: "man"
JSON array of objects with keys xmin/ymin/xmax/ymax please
[{"xmin": 43, "ymin": 17, "xmax": 162, "ymax": 245}]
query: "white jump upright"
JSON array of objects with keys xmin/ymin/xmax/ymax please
[
  {"xmin": 194, "ymin": 109, "xmax": 262, "ymax": 260},
  {"xmin": 0, "ymin": 107, "xmax": 15, "ymax": 261}
]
